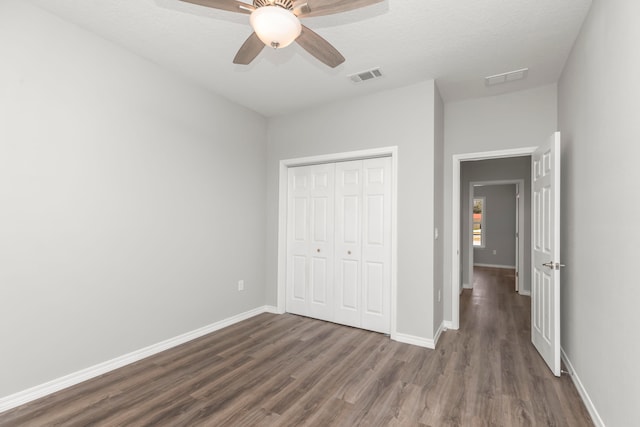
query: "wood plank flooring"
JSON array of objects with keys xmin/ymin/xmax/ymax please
[{"xmin": 0, "ymin": 267, "xmax": 593, "ymax": 426}]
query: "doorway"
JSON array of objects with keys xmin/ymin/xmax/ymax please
[
  {"xmin": 450, "ymin": 147, "xmax": 536, "ymax": 330},
  {"xmin": 465, "ymin": 180, "xmax": 525, "ymax": 295}
]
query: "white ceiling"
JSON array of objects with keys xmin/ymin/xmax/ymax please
[{"xmin": 31, "ymin": 0, "xmax": 592, "ymax": 117}]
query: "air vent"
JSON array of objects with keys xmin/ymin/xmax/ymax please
[
  {"xmin": 485, "ymin": 68, "xmax": 529, "ymax": 86},
  {"xmin": 348, "ymin": 67, "xmax": 383, "ymax": 84}
]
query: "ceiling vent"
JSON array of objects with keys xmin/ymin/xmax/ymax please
[
  {"xmin": 485, "ymin": 68, "xmax": 529, "ymax": 86},
  {"xmin": 348, "ymin": 67, "xmax": 383, "ymax": 84}
]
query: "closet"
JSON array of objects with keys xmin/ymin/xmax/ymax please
[{"xmin": 285, "ymin": 157, "xmax": 392, "ymax": 334}]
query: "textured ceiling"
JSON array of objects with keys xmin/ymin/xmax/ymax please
[{"xmin": 30, "ymin": 0, "xmax": 592, "ymax": 117}]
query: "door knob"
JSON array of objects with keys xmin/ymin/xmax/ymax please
[
  {"xmin": 542, "ymin": 262, "xmax": 566, "ymax": 270},
  {"xmin": 348, "ymin": 251, "xmax": 351, "ymax": 255},
  {"xmin": 317, "ymin": 249, "xmax": 320, "ymax": 253}
]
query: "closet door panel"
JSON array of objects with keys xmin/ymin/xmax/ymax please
[
  {"xmin": 361, "ymin": 157, "xmax": 392, "ymax": 333},
  {"xmin": 364, "ymin": 261, "xmax": 384, "ymax": 314},
  {"xmin": 334, "ymin": 160, "xmax": 362, "ymax": 328},
  {"xmin": 286, "ymin": 164, "xmax": 335, "ymax": 321},
  {"xmin": 307, "ymin": 164, "xmax": 335, "ymax": 321},
  {"xmin": 287, "ymin": 157, "xmax": 391, "ymax": 335},
  {"xmin": 340, "ymin": 259, "xmax": 359, "ymax": 309},
  {"xmin": 292, "ymin": 255, "xmax": 307, "ymax": 300},
  {"xmin": 286, "ymin": 166, "xmax": 312, "ymax": 315}
]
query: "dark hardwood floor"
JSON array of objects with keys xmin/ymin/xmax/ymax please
[{"xmin": 0, "ymin": 267, "xmax": 592, "ymax": 426}]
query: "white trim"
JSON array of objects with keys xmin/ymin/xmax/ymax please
[
  {"xmin": 451, "ymin": 158, "xmax": 461, "ymax": 329},
  {"xmin": 463, "ymin": 283, "xmax": 473, "ymax": 289},
  {"xmin": 393, "ymin": 333, "xmax": 435, "ymax": 350},
  {"xmin": 277, "ymin": 147, "xmax": 399, "ymax": 337},
  {"xmin": 451, "ymin": 147, "xmax": 536, "ymax": 331},
  {"xmin": 278, "ymin": 147, "xmax": 395, "ymax": 167},
  {"xmin": 433, "ymin": 321, "xmax": 445, "ymax": 347},
  {"xmin": 518, "ymin": 290, "xmax": 531, "ymax": 296},
  {"xmin": 395, "ymin": 322, "xmax": 446, "ymax": 351},
  {"xmin": 263, "ymin": 305, "xmax": 281, "ymax": 314},
  {"xmin": 473, "ymin": 263, "xmax": 516, "ymax": 269},
  {"xmin": 561, "ymin": 348, "xmax": 606, "ymax": 427},
  {"xmin": 0, "ymin": 306, "xmax": 277, "ymax": 414},
  {"xmin": 443, "ymin": 320, "xmax": 454, "ymax": 330},
  {"xmin": 390, "ymin": 150, "xmax": 399, "ymax": 339}
]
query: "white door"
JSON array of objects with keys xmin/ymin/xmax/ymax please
[
  {"xmin": 286, "ymin": 157, "xmax": 392, "ymax": 334},
  {"xmin": 361, "ymin": 157, "xmax": 392, "ymax": 333},
  {"xmin": 532, "ymin": 132, "xmax": 562, "ymax": 376},
  {"xmin": 286, "ymin": 163, "xmax": 335, "ymax": 322},
  {"xmin": 333, "ymin": 158, "xmax": 392, "ymax": 333},
  {"xmin": 334, "ymin": 160, "xmax": 363, "ymax": 328},
  {"xmin": 515, "ymin": 190, "xmax": 520, "ymax": 292}
]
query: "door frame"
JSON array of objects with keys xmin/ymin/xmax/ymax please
[
  {"xmin": 466, "ymin": 180, "xmax": 525, "ymax": 294},
  {"xmin": 276, "ymin": 146, "xmax": 399, "ymax": 337},
  {"xmin": 451, "ymin": 147, "xmax": 536, "ymax": 330}
]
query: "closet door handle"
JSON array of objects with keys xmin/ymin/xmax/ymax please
[
  {"xmin": 316, "ymin": 249, "xmax": 321, "ymax": 253},
  {"xmin": 348, "ymin": 251, "xmax": 352, "ymax": 255}
]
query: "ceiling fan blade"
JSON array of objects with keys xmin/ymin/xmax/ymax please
[
  {"xmin": 233, "ymin": 32, "xmax": 265, "ymax": 65},
  {"xmin": 294, "ymin": 0, "xmax": 382, "ymax": 18},
  {"xmin": 178, "ymin": 0, "xmax": 253, "ymax": 14},
  {"xmin": 296, "ymin": 25, "xmax": 345, "ymax": 68}
]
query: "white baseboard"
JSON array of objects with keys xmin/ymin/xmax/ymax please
[
  {"xmin": 463, "ymin": 283, "xmax": 473, "ymax": 290},
  {"xmin": 393, "ymin": 332, "xmax": 435, "ymax": 349},
  {"xmin": 263, "ymin": 305, "xmax": 281, "ymax": 314},
  {"xmin": 519, "ymin": 290, "xmax": 531, "ymax": 296},
  {"xmin": 433, "ymin": 322, "xmax": 445, "ymax": 347},
  {"xmin": 443, "ymin": 320, "xmax": 454, "ymax": 330},
  {"xmin": 0, "ymin": 305, "xmax": 277, "ymax": 414},
  {"xmin": 561, "ymin": 348, "xmax": 605, "ymax": 427},
  {"xmin": 473, "ymin": 263, "xmax": 516, "ymax": 269}
]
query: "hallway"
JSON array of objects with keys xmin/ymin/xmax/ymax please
[{"xmin": 446, "ymin": 266, "xmax": 592, "ymax": 425}]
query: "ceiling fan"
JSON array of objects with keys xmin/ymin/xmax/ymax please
[{"xmin": 178, "ymin": 0, "xmax": 383, "ymax": 68}]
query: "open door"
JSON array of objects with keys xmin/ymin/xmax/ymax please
[
  {"xmin": 532, "ymin": 132, "xmax": 562, "ymax": 376},
  {"xmin": 515, "ymin": 189, "xmax": 520, "ymax": 292}
]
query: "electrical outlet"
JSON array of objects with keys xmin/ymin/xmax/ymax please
[
  {"xmin": 493, "ymin": 250, "xmax": 497, "ymax": 255},
  {"xmin": 238, "ymin": 280, "xmax": 244, "ymax": 291}
]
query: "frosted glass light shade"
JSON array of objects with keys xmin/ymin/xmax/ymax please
[{"xmin": 250, "ymin": 6, "xmax": 302, "ymax": 49}]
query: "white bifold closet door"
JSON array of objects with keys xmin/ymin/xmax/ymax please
[
  {"xmin": 286, "ymin": 157, "xmax": 391, "ymax": 334},
  {"xmin": 286, "ymin": 163, "xmax": 335, "ymax": 323}
]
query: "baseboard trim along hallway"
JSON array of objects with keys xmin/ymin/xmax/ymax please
[
  {"xmin": 561, "ymin": 348, "xmax": 605, "ymax": 427},
  {"xmin": 393, "ymin": 333, "xmax": 436, "ymax": 349}
]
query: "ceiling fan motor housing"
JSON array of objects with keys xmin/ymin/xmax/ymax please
[{"xmin": 254, "ymin": 0, "xmax": 294, "ymax": 10}]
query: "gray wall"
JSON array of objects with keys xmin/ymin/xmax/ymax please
[
  {"xmin": 0, "ymin": 1, "xmax": 267, "ymax": 398},
  {"xmin": 267, "ymin": 81, "xmax": 437, "ymax": 340},
  {"xmin": 460, "ymin": 157, "xmax": 531, "ymax": 291},
  {"xmin": 443, "ymin": 85, "xmax": 557, "ymax": 320},
  {"xmin": 471, "ymin": 184, "xmax": 516, "ymax": 268},
  {"xmin": 558, "ymin": 0, "xmax": 640, "ymax": 425}
]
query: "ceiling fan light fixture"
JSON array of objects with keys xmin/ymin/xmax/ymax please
[{"xmin": 250, "ymin": 6, "xmax": 301, "ymax": 49}]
